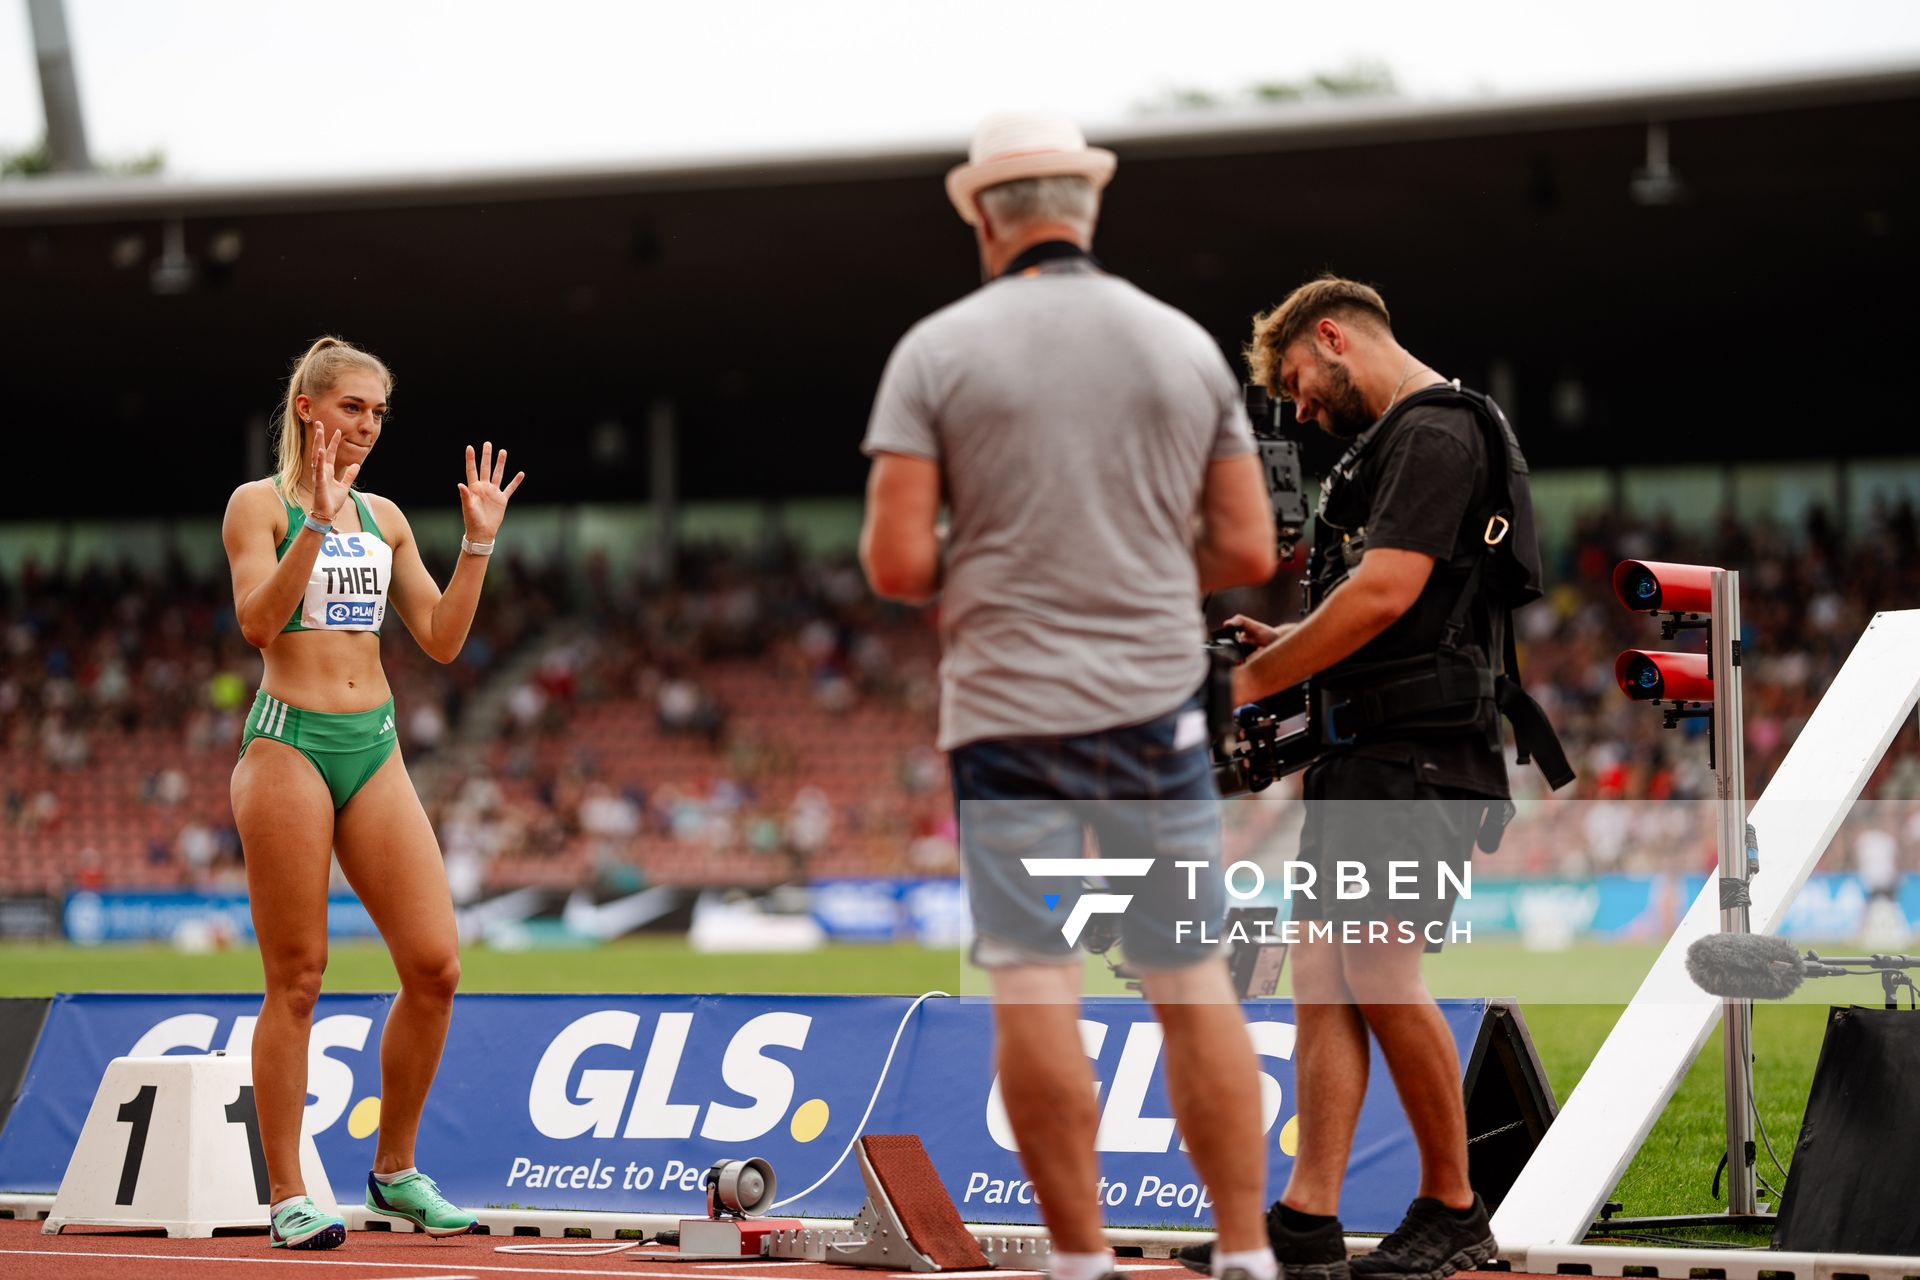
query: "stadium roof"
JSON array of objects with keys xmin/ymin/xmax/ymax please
[
  {"xmin": 3, "ymin": 60, "xmax": 1915, "ymax": 224},
  {"xmin": 5, "ymin": 61, "xmax": 1918, "ymax": 518}
]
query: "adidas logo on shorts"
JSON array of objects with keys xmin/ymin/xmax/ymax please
[{"xmin": 380, "ymin": 714, "xmax": 394, "ymax": 735}]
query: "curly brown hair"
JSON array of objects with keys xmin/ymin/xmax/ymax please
[{"xmin": 1245, "ymin": 275, "xmax": 1392, "ymax": 395}]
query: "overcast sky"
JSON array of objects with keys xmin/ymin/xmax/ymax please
[{"xmin": 3, "ymin": 0, "xmax": 1919, "ymax": 179}]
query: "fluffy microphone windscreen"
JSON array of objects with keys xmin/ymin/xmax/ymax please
[{"xmin": 1685, "ymin": 932, "xmax": 1805, "ymax": 999}]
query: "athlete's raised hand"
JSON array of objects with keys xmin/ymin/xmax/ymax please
[
  {"xmin": 458, "ymin": 441, "xmax": 525, "ymax": 542},
  {"xmin": 310, "ymin": 420, "xmax": 360, "ymax": 521}
]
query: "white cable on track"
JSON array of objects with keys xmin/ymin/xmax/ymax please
[{"xmin": 767, "ymin": 990, "xmax": 951, "ymax": 1210}]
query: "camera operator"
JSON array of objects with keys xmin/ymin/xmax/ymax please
[
  {"xmin": 860, "ymin": 113, "xmax": 1280, "ymax": 1280},
  {"xmin": 1205, "ymin": 276, "xmax": 1541, "ymax": 1280}
]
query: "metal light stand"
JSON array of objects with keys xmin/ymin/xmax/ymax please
[
  {"xmin": 1710, "ymin": 568, "xmax": 1762, "ymax": 1221},
  {"xmin": 1595, "ymin": 568, "xmax": 1772, "ymax": 1235}
]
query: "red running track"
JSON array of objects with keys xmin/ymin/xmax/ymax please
[{"xmin": 0, "ymin": 1220, "xmax": 1544, "ymax": 1280}]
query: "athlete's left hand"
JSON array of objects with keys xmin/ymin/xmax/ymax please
[{"xmin": 459, "ymin": 441, "xmax": 525, "ymax": 541}]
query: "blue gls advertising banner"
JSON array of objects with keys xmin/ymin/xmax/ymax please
[
  {"xmin": 0, "ymin": 992, "xmax": 1489, "ymax": 1231},
  {"xmin": 61, "ymin": 890, "xmax": 378, "ymax": 944},
  {"xmin": 0, "ymin": 993, "xmax": 393, "ymax": 1198}
]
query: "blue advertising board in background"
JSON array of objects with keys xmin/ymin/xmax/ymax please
[
  {"xmin": 814, "ymin": 873, "xmax": 1917, "ymax": 946},
  {"xmin": 810, "ymin": 879, "xmax": 971, "ymax": 946},
  {"xmin": 1451, "ymin": 875, "xmax": 1707, "ymax": 941},
  {"xmin": 0, "ymin": 991, "xmax": 1490, "ymax": 1231},
  {"xmin": 1776, "ymin": 873, "xmax": 1920, "ymax": 939},
  {"xmin": 62, "ymin": 891, "xmax": 377, "ymax": 945},
  {"xmin": 1426, "ymin": 872, "xmax": 1917, "ymax": 942}
]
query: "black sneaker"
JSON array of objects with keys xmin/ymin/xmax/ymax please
[
  {"xmin": 1349, "ymin": 1195, "xmax": 1496, "ymax": 1280},
  {"xmin": 1174, "ymin": 1239, "xmax": 1213, "ymax": 1274},
  {"xmin": 1174, "ymin": 1201, "xmax": 1348, "ymax": 1280}
]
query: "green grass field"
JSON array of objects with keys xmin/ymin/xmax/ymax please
[{"xmin": 0, "ymin": 937, "xmax": 1884, "ymax": 1243}]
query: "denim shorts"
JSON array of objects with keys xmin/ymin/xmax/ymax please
[{"xmin": 949, "ymin": 693, "xmax": 1227, "ymax": 971}]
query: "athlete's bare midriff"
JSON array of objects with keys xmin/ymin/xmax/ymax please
[{"xmin": 258, "ymin": 629, "xmax": 391, "ymax": 713}]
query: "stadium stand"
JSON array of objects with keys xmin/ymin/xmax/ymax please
[{"xmin": 5, "ymin": 499, "xmax": 1919, "ymax": 897}]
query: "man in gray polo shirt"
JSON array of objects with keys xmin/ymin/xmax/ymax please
[{"xmin": 860, "ymin": 113, "xmax": 1288, "ymax": 1280}]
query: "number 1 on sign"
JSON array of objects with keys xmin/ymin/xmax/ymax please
[
  {"xmin": 113, "ymin": 1080, "xmax": 272, "ymax": 1209},
  {"xmin": 114, "ymin": 1085, "xmax": 156, "ymax": 1205},
  {"xmin": 224, "ymin": 1086, "xmax": 271, "ymax": 1205}
]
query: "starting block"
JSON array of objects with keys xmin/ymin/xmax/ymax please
[
  {"xmin": 43, "ymin": 1052, "xmax": 337, "ymax": 1238},
  {"xmin": 765, "ymin": 1135, "xmax": 1001, "ymax": 1272}
]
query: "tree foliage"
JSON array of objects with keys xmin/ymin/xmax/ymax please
[
  {"xmin": 1, "ymin": 136, "xmax": 165, "ymax": 180},
  {"xmin": 1135, "ymin": 59, "xmax": 1399, "ymax": 115}
]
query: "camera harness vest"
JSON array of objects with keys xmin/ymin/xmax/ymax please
[{"xmin": 1308, "ymin": 382, "xmax": 1575, "ymax": 792}]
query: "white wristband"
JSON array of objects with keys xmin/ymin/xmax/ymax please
[{"xmin": 461, "ymin": 536, "xmax": 495, "ymax": 557}]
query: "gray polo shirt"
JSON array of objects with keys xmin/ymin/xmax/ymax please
[{"xmin": 863, "ymin": 257, "xmax": 1254, "ymax": 750}]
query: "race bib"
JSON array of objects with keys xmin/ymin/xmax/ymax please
[{"xmin": 302, "ymin": 532, "xmax": 392, "ymax": 631}]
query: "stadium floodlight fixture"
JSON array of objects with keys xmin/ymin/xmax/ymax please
[
  {"xmin": 149, "ymin": 218, "xmax": 194, "ymax": 296},
  {"xmin": 1630, "ymin": 121, "xmax": 1685, "ymax": 207}
]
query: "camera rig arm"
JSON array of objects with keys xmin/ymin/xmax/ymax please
[{"xmin": 1244, "ymin": 385, "xmax": 1311, "ymax": 561}]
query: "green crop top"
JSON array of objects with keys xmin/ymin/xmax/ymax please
[{"xmin": 275, "ymin": 487, "xmax": 391, "ymax": 635}]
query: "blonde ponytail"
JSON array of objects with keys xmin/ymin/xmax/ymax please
[{"xmin": 269, "ymin": 336, "xmax": 394, "ymax": 501}]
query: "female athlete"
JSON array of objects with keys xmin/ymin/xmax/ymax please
[{"xmin": 221, "ymin": 336, "xmax": 524, "ymax": 1249}]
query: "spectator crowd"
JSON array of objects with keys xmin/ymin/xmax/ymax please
[{"xmin": 5, "ymin": 494, "xmax": 1920, "ymax": 898}]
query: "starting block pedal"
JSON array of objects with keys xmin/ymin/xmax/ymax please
[
  {"xmin": 43, "ymin": 1052, "xmax": 337, "ymax": 1238},
  {"xmin": 766, "ymin": 1134, "xmax": 994, "ymax": 1272}
]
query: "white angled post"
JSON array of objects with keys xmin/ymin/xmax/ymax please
[
  {"xmin": 1493, "ymin": 610, "xmax": 1920, "ymax": 1247},
  {"xmin": 1709, "ymin": 568, "xmax": 1757, "ymax": 1216},
  {"xmin": 44, "ymin": 1053, "xmax": 336, "ymax": 1238}
]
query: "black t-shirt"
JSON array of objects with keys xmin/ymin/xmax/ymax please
[{"xmin": 1316, "ymin": 401, "xmax": 1509, "ymax": 798}]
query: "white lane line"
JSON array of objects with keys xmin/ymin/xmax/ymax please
[
  {"xmin": 371, "ymin": 1274, "xmax": 475, "ymax": 1279},
  {"xmin": 493, "ymin": 1242, "xmax": 640, "ymax": 1256},
  {"xmin": 696, "ymin": 1263, "xmax": 815, "ymax": 1270},
  {"xmin": 0, "ymin": 1250, "xmax": 733, "ymax": 1278}
]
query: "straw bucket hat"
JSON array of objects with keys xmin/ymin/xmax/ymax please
[{"xmin": 945, "ymin": 111, "xmax": 1116, "ymax": 226}]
